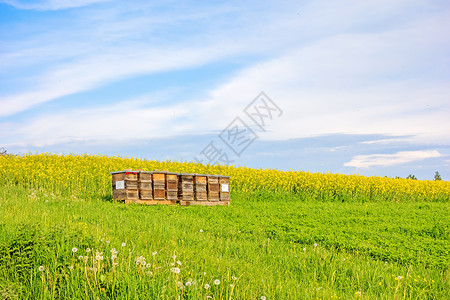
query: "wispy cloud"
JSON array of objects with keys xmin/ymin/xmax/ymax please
[
  {"xmin": 1, "ymin": 0, "xmax": 111, "ymax": 11},
  {"xmin": 1, "ymin": 0, "xmax": 450, "ymax": 178},
  {"xmin": 343, "ymin": 150, "xmax": 443, "ymax": 168}
]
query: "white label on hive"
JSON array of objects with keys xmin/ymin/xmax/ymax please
[
  {"xmin": 221, "ymin": 184, "xmax": 229, "ymax": 192},
  {"xmin": 116, "ymin": 180, "xmax": 125, "ymax": 190}
]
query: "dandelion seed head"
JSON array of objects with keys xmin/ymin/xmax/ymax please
[
  {"xmin": 38, "ymin": 266, "xmax": 45, "ymax": 272},
  {"xmin": 177, "ymin": 260, "xmax": 182, "ymax": 266},
  {"xmin": 313, "ymin": 243, "xmax": 318, "ymax": 247},
  {"xmin": 199, "ymin": 229, "xmax": 203, "ymax": 232},
  {"xmin": 261, "ymin": 296, "xmax": 266, "ymax": 300},
  {"xmin": 232, "ymin": 275, "xmax": 237, "ymax": 280},
  {"xmin": 214, "ymin": 279, "xmax": 220, "ymax": 285},
  {"xmin": 72, "ymin": 247, "xmax": 77, "ymax": 253},
  {"xmin": 86, "ymin": 248, "xmax": 91, "ymax": 253},
  {"xmin": 204, "ymin": 284, "xmax": 210, "ymax": 289},
  {"xmin": 170, "ymin": 267, "xmax": 181, "ymax": 274},
  {"xmin": 121, "ymin": 242, "xmax": 126, "ymax": 247},
  {"xmin": 186, "ymin": 281, "xmax": 192, "ymax": 287}
]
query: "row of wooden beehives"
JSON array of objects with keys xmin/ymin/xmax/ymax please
[{"xmin": 110, "ymin": 170, "xmax": 230, "ymax": 206}]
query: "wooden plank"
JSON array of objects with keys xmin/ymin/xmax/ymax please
[
  {"xmin": 208, "ymin": 191, "xmax": 220, "ymax": 201},
  {"xmin": 139, "ymin": 172, "xmax": 153, "ymax": 181},
  {"xmin": 166, "ymin": 190, "xmax": 178, "ymax": 200},
  {"xmin": 125, "ymin": 199, "xmax": 177, "ymax": 205},
  {"xmin": 194, "ymin": 175, "xmax": 207, "ymax": 184},
  {"xmin": 139, "ymin": 181, "xmax": 152, "ymax": 190},
  {"xmin": 153, "ymin": 188, "xmax": 165, "ymax": 200},
  {"xmin": 140, "ymin": 190, "xmax": 153, "ymax": 200},
  {"xmin": 153, "ymin": 173, "xmax": 165, "ymax": 182},
  {"xmin": 166, "ymin": 181, "xmax": 178, "ymax": 190},
  {"xmin": 126, "ymin": 180, "xmax": 138, "ymax": 189},
  {"xmin": 113, "ymin": 189, "xmax": 139, "ymax": 200},
  {"xmin": 179, "ymin": 200, "xmax": 230, "ymax": 206}
]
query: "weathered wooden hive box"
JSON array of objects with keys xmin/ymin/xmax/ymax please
[
  {"xmin": 110, "ymin": 170, "xmax": 139, "ymax": 203},
  {"xmin": 110, "ymin": 170, "xmax": 230, "ymax": 206},
  {"xmin": 178, "ymin": 173, "xmax": 194, "ymax": 201},
  {"xmin": 219, "ymin": 175, "xmax": 230, "ymax": 201},
  {"xmin": 139, "ymin": 171, "xmax": 153, "ymax": 200},
  {"xmin": 193, "ymin": 174, "xmax": 207, "ymax": 201}
]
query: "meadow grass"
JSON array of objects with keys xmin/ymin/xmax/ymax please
[{"xmin": 0, "ymin": 183, "xmax": 448, "ymax": 299}]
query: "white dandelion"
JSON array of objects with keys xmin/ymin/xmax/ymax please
[
  {"xmin": 72, "ymin": 247, "xmax": 77, "ymax": 253},
  {"xmin": 38, "ymin": 266, "xmax": 45, "ymax": 272},
  {"xmin": 214, "ymin": 279, "xmax": 220, "ymax": 285},
  {"xmin": 121, "ymin": 242, "xmax": 126, "ymax": 247},
  {"xmin": 204, "ymin": 284, "xmax": 210, "ymax": 289},
  {"xmin": 170, "ymin": 267, "xmax": 181, "ymax": 274}
]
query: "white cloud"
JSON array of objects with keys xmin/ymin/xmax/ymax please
[
  {"xmin": 194, "ymin": 11, "xmax": 450, "ymax": 143},
  {"xmin": 343, "ymin": 150, "xmax": 443, "ymax": 168},
  {"xmin": 2, "ymin": 96, "xmax": 191, "ymax": 148},
  {"xmin": 0, "ymin": 45, "xmax": 231, "ymax": 117},
  {"xmin": 1, "ymin": 0, "xmax": 450, "ymax": 150}
]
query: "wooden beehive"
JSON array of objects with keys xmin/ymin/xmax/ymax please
[
  {"xmin": 152, "ymin": 171, "xmax": 166, "ymax": 200},
  {"xmin": 178, "ymin": 173, "xmax": 194, "ymax": 201},
  {"xmin": 207, "ymin": 175, "xmax": 220, "ymax": 201},
  {"xmin": 111, "ymin": 170, "xmax": 230, "ymax": 206},
  {"xmin": 219, "ymin": 176, "xmax": 230, "ymax": 201},
  {"xmin": 139, "ymin": 171, "xmax": 153, "ymax": 200},
  {"xmin": 193, "ymin": 174, "xmax": 207, "ymax": 201},
  {"xmin": 166, "ymin": 172, "xmax": 179, "ymax": 201},
  {"xmin": 111, "ymin": 170, "xmax": 139, "ymax": 202}
]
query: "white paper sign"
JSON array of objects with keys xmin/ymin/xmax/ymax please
[
  {"xmin": 221, "ymin": 184, "xmax": 229, "ymax": 192},
  {"xmin": 116, "ymin": 180, "xmax": 125, "ymax": 190}
]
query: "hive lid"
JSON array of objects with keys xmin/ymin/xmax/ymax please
[{"xmin": 110, "ymin": 170, "xmax": 139, "ymax": 174}]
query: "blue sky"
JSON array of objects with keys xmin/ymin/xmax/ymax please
[{"xmin": 1, "ymin": 0, "xmax": 449, "ymax": 180}]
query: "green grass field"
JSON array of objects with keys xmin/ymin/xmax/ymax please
[{"xmin": 0, "ymin": 183, "xmax": 448, "ymax": 299}]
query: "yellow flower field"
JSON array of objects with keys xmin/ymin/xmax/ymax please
[{"xmin": 0, "ymin": 153, "xmax": 449, "ymax": 202}]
